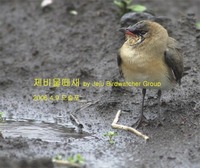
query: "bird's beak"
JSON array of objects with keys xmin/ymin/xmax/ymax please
[
  {"xmin": 126, "ymin": 26, "xmax": 136, "ymax": 34},
  {"xmin": 119, "ymin": 27, "xmax": 137, "ymax": 37}
]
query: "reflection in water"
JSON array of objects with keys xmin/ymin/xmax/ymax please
[{"xmin": 0, "ymin": 121, "xmax": 89, "ymax": 142}]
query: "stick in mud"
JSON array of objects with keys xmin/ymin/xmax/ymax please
[
  {"xmin": 111, "ymin": 110, "xmax": 149, "ymax": 141},
  {"xmin": 70, "ymin": 114, "xmax": 84, "ymax": 134}
]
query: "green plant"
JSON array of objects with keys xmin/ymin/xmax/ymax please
[
  {"xmin": 54, "ymin": 154, "xmax": 63, "ymax": 160},
  {"xmin": 53, "ymin": 154, "xmax": 85, "ymax": 167},
  {"xmin": 104, "ymin": 131, "xmax": 118, "ymax": 144},
  {"xmin": 0, "ymin": 112, "xmax": 4, "ymax": 122},
  {"xmin": 196, "ymin": 21, "xmax": 200, "ymax": 29},
  {"xmin": 114, "ymin": 0, "xmax": 146, "ymax": 15},
  {"xmin": 67, "ymin": 154, "xmax": 85, "ymax": 164}
]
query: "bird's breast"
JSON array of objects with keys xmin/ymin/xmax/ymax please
[{"xmin": 120, "ymin": 44, "xmax": 175, "ymax": 89}]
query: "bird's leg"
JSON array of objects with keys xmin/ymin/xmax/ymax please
[
  {"xmin": 133, "ymin": 88, "xmax": 149, "ymax": 128},
  {"xmin": 157, "ymin": 90, "xmax": 162, "ymax": 113},
  {"xmin": 140, "ymin": 88, "xmax": 146, "ymax": 120},
  {"xmin": 156, "ymin": 89, "xmax": 163, "ymax": 126}
]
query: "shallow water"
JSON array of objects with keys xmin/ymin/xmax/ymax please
[{"xmin": 0, "ymin": 121, "xmax": 89, "ymax": 142}]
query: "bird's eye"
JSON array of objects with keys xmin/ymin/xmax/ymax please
[{"xmin": 139, "ymin": 30, "xmax": 147, "ymax": 36}]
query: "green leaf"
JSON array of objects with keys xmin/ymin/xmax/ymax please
[
  {"xmin": 128, "ymin": 4, "xmax": 146, "ymax": 12},
  {"xmin": 0, "ymin": 112, "xmax": 4, "ymax": 122},
  {"xmin": 196, "ymin": 22, "xmax": 200, "ymax": 29},
  {"xmin": 109, "ymin": 140, "xmax": 115, "ymax": 144},
  {"xmin": 114, "ymin": 0, "xmax": 132, "ymax": 8},
  {"xmin": 54, "ymin": 154, "xmax": 63, "ymax": 160},
  {"xmin": 104, "ymin": 131, "xmax": 117, "ymax": 137},
  {"xmin": 67, "ymin": 154, "xmax": 85, "ymax": 164},
  {"xmin": 124, "ymin": 0, "xmax": 132, "ymax": 5},
  {"xmin": 67, "ymin": 156, "xmax": 75, "ymax": 163},
  {"xmin": 113, "ymin": 0, "xmax": 124, "ymax": 8},
  {"xmin": 76, "ymin": 154, "xmax": 85, "ymax": 164},
  {"xmin": 109, "ymin": 131, "xmax": 117, "ymax": 137}
]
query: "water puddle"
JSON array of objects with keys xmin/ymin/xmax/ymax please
[{"xmin": 0, "ymin": 120, "xmax": 89, "ymax": 142}]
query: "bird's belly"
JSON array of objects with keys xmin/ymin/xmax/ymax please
[{"xmin": 121, "ymin": 58, "xmax": 175, "ymax": 90}]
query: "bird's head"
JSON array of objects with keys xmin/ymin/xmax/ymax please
[{"xmin": 120, "ymin": 20, "xmax": 168, "ymax": 47}]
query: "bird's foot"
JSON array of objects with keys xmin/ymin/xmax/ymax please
[{"xmin": 132, "ymin": 115, "xmax": 149, "ymax": 128}]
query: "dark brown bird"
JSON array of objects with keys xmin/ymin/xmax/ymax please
[{"xmin": 118, "ymin": 20, "xmax": 183, "ymax": 127}]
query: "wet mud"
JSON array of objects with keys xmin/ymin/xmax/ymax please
[{"xmin": 0, "ymin": 0, "xmax": 200, "ymax": 168}]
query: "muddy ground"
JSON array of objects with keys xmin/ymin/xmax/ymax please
[{"xmin": 0, "ymin": 0, "xmax": 200, "ymax": 168}]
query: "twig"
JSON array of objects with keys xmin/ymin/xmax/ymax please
[
  {"xmin": 70, "ymin": 114, "xmax": 83, "ymax": 134},
  {"xmin": 69, "ymin": 98, "xmax": 101, "ymax": 133},
  {"xmin": 73, "ymin": 98, "xmax": 101, "ymax": 114},
  {"xmin": 111, "ymin": 110, "xmax": 149, "ymax": 141}
]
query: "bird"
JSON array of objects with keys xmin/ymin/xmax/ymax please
[{"xmin": 118, "ymin": 20, "xmax": 184, "ymax": 128}]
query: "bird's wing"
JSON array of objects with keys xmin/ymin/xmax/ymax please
[
  {"xmin": 117, "ymin": 53, "xmax": 123, "ymax": 77},
  {"xmin": 164, "ymin": 37, "xmax": 184, "ymax": 85}
]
